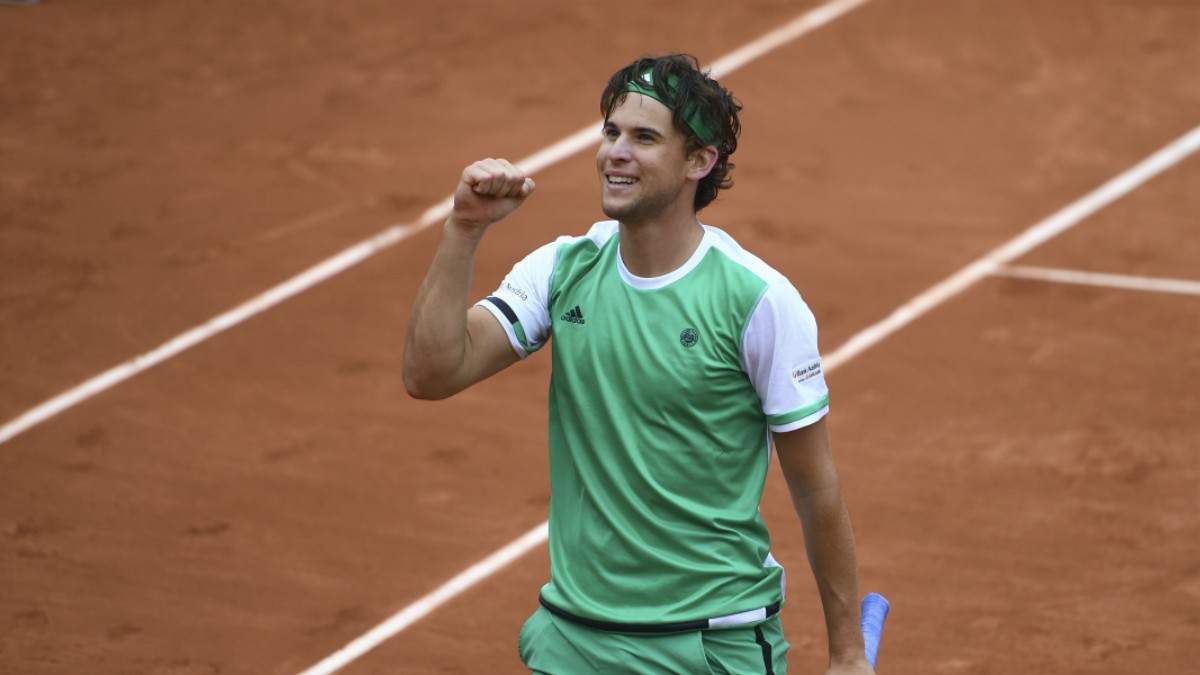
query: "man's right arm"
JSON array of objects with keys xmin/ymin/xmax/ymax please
[{"xmin": 403, "ymin": 159, "xmax": 535, "ymax": 400}]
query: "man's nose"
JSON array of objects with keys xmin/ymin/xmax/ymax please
[{"xmin": 609, "ymin": 134, "xmax": 633, "ymax": 161}]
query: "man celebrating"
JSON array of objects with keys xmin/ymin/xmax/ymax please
[{"xmin": 404, "ymin": 53, "xmax": 874, "ymax": 674}]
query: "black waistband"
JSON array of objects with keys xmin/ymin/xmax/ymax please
[{"xmin": 538, "ymin": 595, "xmax": 782, "ymax": 634}]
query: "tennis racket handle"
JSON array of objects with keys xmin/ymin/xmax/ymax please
[{"xmin": 860, "ymin": 592, "xmax": 890, "ymax": 668}]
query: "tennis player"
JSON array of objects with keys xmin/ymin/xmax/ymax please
[{"xmin": 404, "ymin": 53, "xmax": 874, "ymax": 674}]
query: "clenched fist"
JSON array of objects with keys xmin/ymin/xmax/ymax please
[{"xmin": 451, "ymin": 158, "xmax": 536, "ymax": 233}]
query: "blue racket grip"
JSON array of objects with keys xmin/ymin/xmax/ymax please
[{"xmin": 861, "ymin": 592, "xmax": 890, "ymax": 668}]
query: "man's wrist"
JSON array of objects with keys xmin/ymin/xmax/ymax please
[
  {"xmin": 828, "ymin": 631, "xmax": 867, "ymax": 664},
  {"xmin": 829, "ymin": 646, "xmax": 870, "ymax": 667},
  {"xmin": 443, "ymin": 215, "xmax": 491, "ymax": 242}
]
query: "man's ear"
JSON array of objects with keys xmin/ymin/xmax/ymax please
[{"xmin": 687, "ymin": 145, "xmax": 719, "ymax": 181}]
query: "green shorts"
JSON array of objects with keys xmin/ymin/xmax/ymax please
[{"xmin": 517, "ymin": 606, "xmax": 790, "ymax": 674}]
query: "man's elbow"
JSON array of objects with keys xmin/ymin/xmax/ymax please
[
  {"xmin": 404, "ymin": 381, "xmax": 446, "ymax": 401},
  {"xmin": 402, "ymin": 362, "xmax": 462, "ymax": 400}
]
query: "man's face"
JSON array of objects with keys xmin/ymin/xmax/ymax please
[{"xmin": 596, "ymin": 93, "xmax": 695, "ymax": 226}]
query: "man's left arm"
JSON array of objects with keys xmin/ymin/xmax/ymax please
[{"xmin": 775, "ymin": 417, "xmax": 875, "ymax": 675}]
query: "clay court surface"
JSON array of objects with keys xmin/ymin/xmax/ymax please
[{"xmin": 2, "ymin": 0, "xmax": 1198, "ymax": 673}]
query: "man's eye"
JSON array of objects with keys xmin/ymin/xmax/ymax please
[{"xmin": 603, "ymin": 128, "xmax": 619, "ymax": 139}]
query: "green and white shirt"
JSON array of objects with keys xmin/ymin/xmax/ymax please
[{"xmin": 478, "ymin": 220, "xmax": 829, "ymax": 628}]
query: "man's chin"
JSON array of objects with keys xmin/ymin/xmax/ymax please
[{"xmin": 601, "ymin": 201, "xmax": 631, "ymax": 222}]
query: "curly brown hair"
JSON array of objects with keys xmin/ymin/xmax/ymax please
[{"xmin": 600, "ymin": 54, "xmax": 743, "ymax": 212}]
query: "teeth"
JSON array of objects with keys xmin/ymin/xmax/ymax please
[{"xmin": 609, "ymin": 176, "xmax": 637, "ymax": 184}]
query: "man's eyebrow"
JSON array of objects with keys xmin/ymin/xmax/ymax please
[
  {"xmin": 603, "ymin": 120, "xmax": 667, "ymax": 138},
  {"xmin": 633, "ymin": 125, "xmax": 666, "ymax": 138}
]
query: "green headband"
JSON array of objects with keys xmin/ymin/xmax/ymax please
[{"xmin": 625, "ymin": 70, "xmax": 719, "ymax": 147}]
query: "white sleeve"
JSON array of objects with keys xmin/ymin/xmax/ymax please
[
  {"xmin": 742, "ymin": 278, "xmax": 830, "ymax": 432},
  {"xmin": 474, "ymin": 239, "xmax": 560, "ymax": 359}
]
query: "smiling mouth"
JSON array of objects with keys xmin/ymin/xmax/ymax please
[{"xmin": 607, "ymin": 175, "xmax": 638, "ymax": 185}]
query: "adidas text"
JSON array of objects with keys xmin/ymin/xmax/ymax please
[{"xmin": 561, "ymin": 305, "xmax": 586, "ymax": 324}]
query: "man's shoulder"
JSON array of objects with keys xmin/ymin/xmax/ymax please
[
  {"xmin": 702, "ymin": 225, "xmax": 788, "ymax": 287},
  {"xmin": 575, "ymin": 220, "xmax": 620, "ymax": 249},
  {"xmin": 519, "ymin": 221, "xmax": 616, "ymax": 269},
  {"xmin": 548, "ymin": 220, "xmax": 618, "ymax": 261},
  {"xmin": 550, "ymin": 220, "xmax": 617, "ymax": 244}
]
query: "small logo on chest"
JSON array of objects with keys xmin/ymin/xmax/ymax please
[
  {"xmin": 560, "ymin": 305, "xmax": 586, "ymax": 324},
  {"xmin": 680, "ymin": 327, "xmax": 699, "ymax": 348}
]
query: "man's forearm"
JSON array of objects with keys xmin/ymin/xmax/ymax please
[{"xmin": 795, "ymin": 483, "xmax": 866, "ymax": 663}]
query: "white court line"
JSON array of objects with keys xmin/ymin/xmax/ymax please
[
  {"xmin": 994, "ymin": 265, "xmax": 1200, "ymax": 297},
  {"xmin": 298, "ymin": 121, "xmax": 1200, "ymax": 675},
  {"xmin": 0, "ymin": 0, "xmax": 874, "ymax": 448},
  {"xmin": 296, "ymin": 523, "xmax": 550, "ymax": 675},
  {"xmin": 820, "ymin": 123, "xmax": 1200, "ymax": 371},
  {"xmin": 1, "ymin": 218, "xmax": 419, "ymax": 445}
]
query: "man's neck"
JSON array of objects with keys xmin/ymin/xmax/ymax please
[{"xmin": 617, "ymin": 214, "xmax": 705, "ymax": 279}]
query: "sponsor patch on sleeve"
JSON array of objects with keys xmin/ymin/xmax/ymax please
[
  {"xmin": 503, "ymin": 281, "xmax": 529, "ymax": 303},
  {"xmin": 790, "ymin": 360, "xmax": 823, "ymax": 387}
]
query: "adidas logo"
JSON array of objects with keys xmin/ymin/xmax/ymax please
[{"xmin": 560, "ymin": 305, "xmax": 586, "ymax": 324}]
